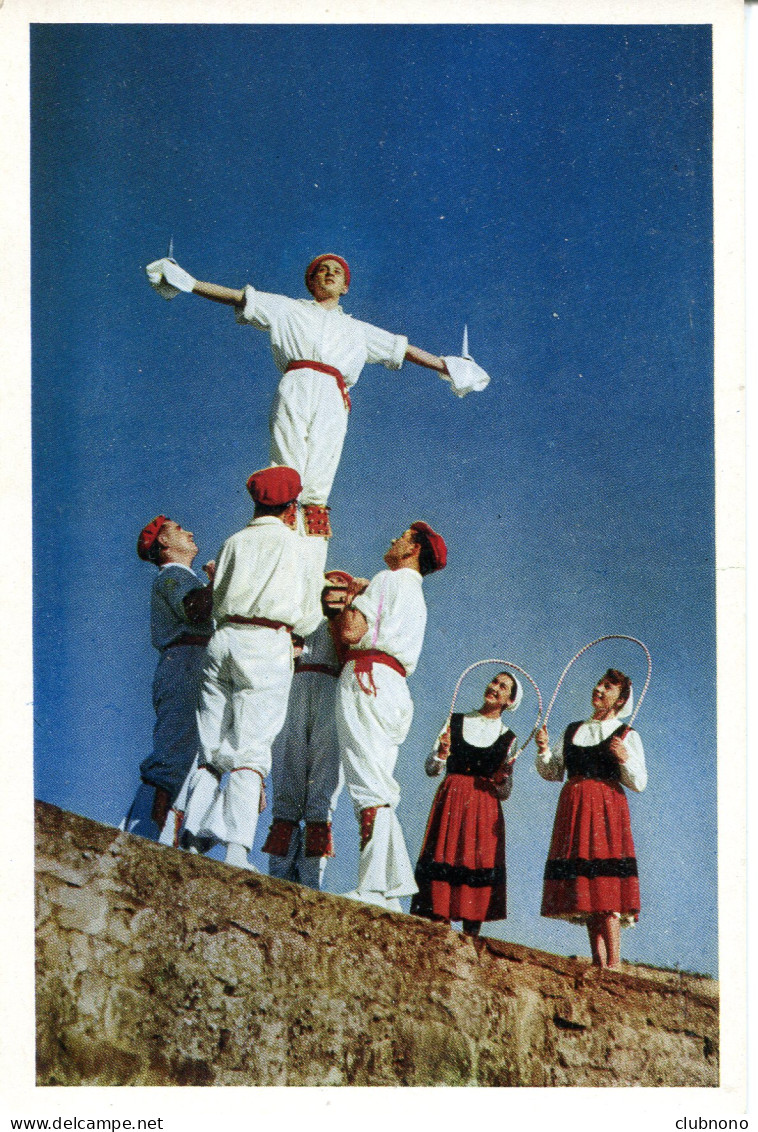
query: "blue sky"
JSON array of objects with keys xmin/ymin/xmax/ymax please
[{"xmin": 31, "ymin": 23, "xmax": 715, "ymax": 973}]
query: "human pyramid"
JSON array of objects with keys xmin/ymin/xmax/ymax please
[{"xmin": 121, "ymin": 252, "xmax": 647, "ymax": 969}]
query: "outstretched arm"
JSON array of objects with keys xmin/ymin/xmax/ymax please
[
  {"xmin": 191, "ymin": 280, "xmax": 246, "ymax": 307},
  {"xmin": 405, "ymin": 344, "xmax": 449, "ymax": 375},
  {"xmin": 146, "ymin": 257, "xmax": 245, "ymax": 307}
]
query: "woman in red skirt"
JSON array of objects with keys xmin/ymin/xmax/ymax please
[
  {"xmin": 410, "ymin": 671, "xmax": 521, "ymax": 936},
  {"xmin": 535, "ymin": 668, "xmax": 647, "ymax": 968}
]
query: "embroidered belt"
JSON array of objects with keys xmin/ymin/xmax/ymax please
[
  {"xmin": 285, "ymin": 360, "xmax": 351, "ymax": 411},
  {"xmin": 224, "ymin": 615, "xmax": 293, "ymax": 635},
  {"xmin": 343, "ymin": 648, "xmax": 407, "ymax": 695},
  {"xmin": 164, "ymin": 633, "xmax": 212, "ymax": 649},
  {"xmin": 294, "ymin": 661, "xmax": 340, "ymax": 677}
]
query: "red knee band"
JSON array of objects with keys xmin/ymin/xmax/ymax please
[
  {"xmin": 304, "ymin": 821, "xmax": 335, "ymax": 858},
  {"xmin": 151, "ymin": 786, "xmax": 171, "ymax": 829},
  {"xmin": 261, "ymin": 818, "xmax": 298, "ymax": 856},
  {"xmin": 359, "ymin": 805, "xmax": 389, "ymax": 850}
]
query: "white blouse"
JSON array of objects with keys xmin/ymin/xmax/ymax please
[
  {"xmin": 535, "ymin": 716, "xmax": 647, "ymax": 792},
  {"xmin": 426, "ymin": 712, "xmax": 515, "ymax": 776}
]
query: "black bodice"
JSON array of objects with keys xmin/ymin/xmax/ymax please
[
  {"xmin": 563, "ymin": 720, "xmax": 627, "ymax": 781},
  {"xmin": 446, "ymin": 713, "xmax": 515, "ymax": 777}
]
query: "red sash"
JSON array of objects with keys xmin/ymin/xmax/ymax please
[
  {"xmin": 343, "ymin": 648, "xmax": 407, "ymax": 695},
  {"xmin": 285, "ymin": 360, "xmax": 351, "ymax": 411}
]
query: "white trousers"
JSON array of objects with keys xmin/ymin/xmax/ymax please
[
  {"xmin": 269, "ymin": 367, "xmax": 349, "ymax": 506},
  {"xmin": 183, "ymin": 625, "xmax": 293, "ymax": 850},
  {"xmin": 196, "ymin": 624, "xmax": 293, "ymax": 775},
  {"xmin": 335, "ymin": 663, "xmax": 418, "ymax": 898}
]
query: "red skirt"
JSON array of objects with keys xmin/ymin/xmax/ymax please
[
  {"xmin": 411, "ymin": 773, "xmax": 506, "ymax": 923},
  {"xmin": 541, "ymin": 777, "xmax": 640, "ymax": 923}
]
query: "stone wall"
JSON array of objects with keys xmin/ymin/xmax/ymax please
[{"xmin": 35, "ymin": 801, "xmax": 718, "ymax": 1087}]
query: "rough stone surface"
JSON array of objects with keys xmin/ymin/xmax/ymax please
[{"xmin": 35, "ymin": 800, "xmax": 719, "ymax": 1087}]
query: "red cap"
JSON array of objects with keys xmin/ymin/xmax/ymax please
[
  {"xmin": 304, "ymin": 254, "xmax": 351, "ymax": 294},
  {"xmin": 411, "ymin": 521, "xmax": 447, "ymax": 572},
  {"xmin": 246, "ymin": 466, "xmax": 302, "ymax": 506},
  {"xmin": 324, "ymin": 569, "xmax": 353, "ymax": 588},
  {"xmin": 137, "ymin": 515, "xmax": 168, "ymax": 561}
]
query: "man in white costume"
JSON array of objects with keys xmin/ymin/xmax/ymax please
[
  {"xmin": 262, "ymin": 570, "xmax": 354, "ymax": 890},
  {"xmin": 120, "ymin": 516, "xmax": 214, "ymax": 842},
  {"xmin": 180, "ymin": 466, "xmax": 323, "ymax": 870},
  {"xmin": 332, "ymin": 521, "xmax": 448, "ymax": 910},
  {"xmin": 145, "ymin": 252, "xmax": 486, "ymax": 569}
]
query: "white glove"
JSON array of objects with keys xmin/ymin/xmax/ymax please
[
  {"xmin": 441, "ymin": 355, "xmax": 491, "ymax": 398},
  {"xmin": 145, "ymin": 257, "xmax": 197, "ymax": 300}
]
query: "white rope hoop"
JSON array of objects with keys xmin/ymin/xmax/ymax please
[
  {"xmin": 447, "ymin": 659, "xmax": 543, "ymax": 760},
  {"xmin": 541, "ymin": 634, "xmax": 652, "ymax": 735}
]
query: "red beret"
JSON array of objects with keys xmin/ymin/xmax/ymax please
[
  {"xmin": 411, "ymin": 520, "xmax": 447, "ymax": 572},
  {"xmin": 324, "ymin": 569, "xmax": 353, "ymax": 588},
  {"xmin": 304, "ymin": 254, "xmax": 351, "ymax": 293},
  {"xmin": 137, "ymin": 515, "xmax": 168, "ymax": 561},
  {"xmin": 246, "ymin": 466, "xmax": 302, "ymax": 506}
]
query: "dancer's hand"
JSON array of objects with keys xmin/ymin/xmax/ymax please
[
  {"xmin": 146, "ymin": 257, "xmax": 197, "ymax": 298},
  {"xmin": 535, "ymin": 725, "xmax": 550, "ymax": 753},
  {"xmin": 609, "ymin": 735, "xmax": 629, "ymax": 764},
  {"xmin": 438, "ymin": 726, "xmax": 451, "ymax": 761},
  {"xmin": 347, "ymin": 577, "xmax": 370, "ymax": 601}
]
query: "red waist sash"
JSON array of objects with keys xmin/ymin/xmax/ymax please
[
  {"xmin": 343, "ymin": 648, "xmax": 407, "ymax": 695},
  {"xmin": 285, "ymin": 360, "xmax": 351, "ymax": 411}
]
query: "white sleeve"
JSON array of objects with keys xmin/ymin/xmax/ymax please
[
  {"xmin": 618, "ymin": 729, "xmax": 647, "ymax": 792},
  {"xmin": 536, "ymin": 739, "xmax": 565, "ymax": 782},
  {"xmin": 359, "ymin": 320, "xmax": 408, "ymax": 370},
  {"xmin": 234, "ymin": 285, "xmax": 292, "ymax": 329}
]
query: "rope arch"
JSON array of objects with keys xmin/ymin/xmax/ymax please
[
  {"xmin": 446, "ymin": 659, "xmax": 543, "ymax": 761},
  {"xmin": 541, "ymin": 635, "xmax": 652, "ymax": 736}
]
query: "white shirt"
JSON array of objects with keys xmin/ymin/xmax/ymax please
[
  {"xmin": 150, "ymin": 563, "xmax": 212, "ymax": 650},
  {"xmin": 212, "ymin": 516, "xmax": 323, "ymax": 639},
  {"xmin": 351, "ymin": 568, "xmax": 427, "ymax": 676},
  {"xmin": 536, "ymin": 716, "xmax": 647, "ymax": 793},
  {"xmin": 235, "ymin": 287, "xmax": 408, "ymax": 387},
  {"xmin": 426, "ymin": 712, "xmax": 513, "ymax": 775}
]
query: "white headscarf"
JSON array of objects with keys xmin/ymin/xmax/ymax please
[
  {"xmin": 501, "ymin": 671, "xmax": 523, "ymax": 712},
  {"xmin": 617, "ymin": 683, "xmax": 634, "ymax": 720}
]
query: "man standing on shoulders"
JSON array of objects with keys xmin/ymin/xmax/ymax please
[
  {"xmin": 180, "ymin": 467, "xmax": 323, "ymax": 870},
  {"xmin": 262, "ymin": 570, "xmax": 355, "ymax": 890},
  {"xmin": 145, "ymin": 252, "xmax": 470, "ymax": 573},
  {"xmin": 121, "ymin": 517, "xmax": 214, "ymax": 841},
  {"xmin": 331, "ymin": 522, "xmax": 447, "ymax": 910}
]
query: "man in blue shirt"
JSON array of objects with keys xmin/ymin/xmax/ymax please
[{"xmin": 120, "ymin": 516, "xmax": 214, "ymax": 842}]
